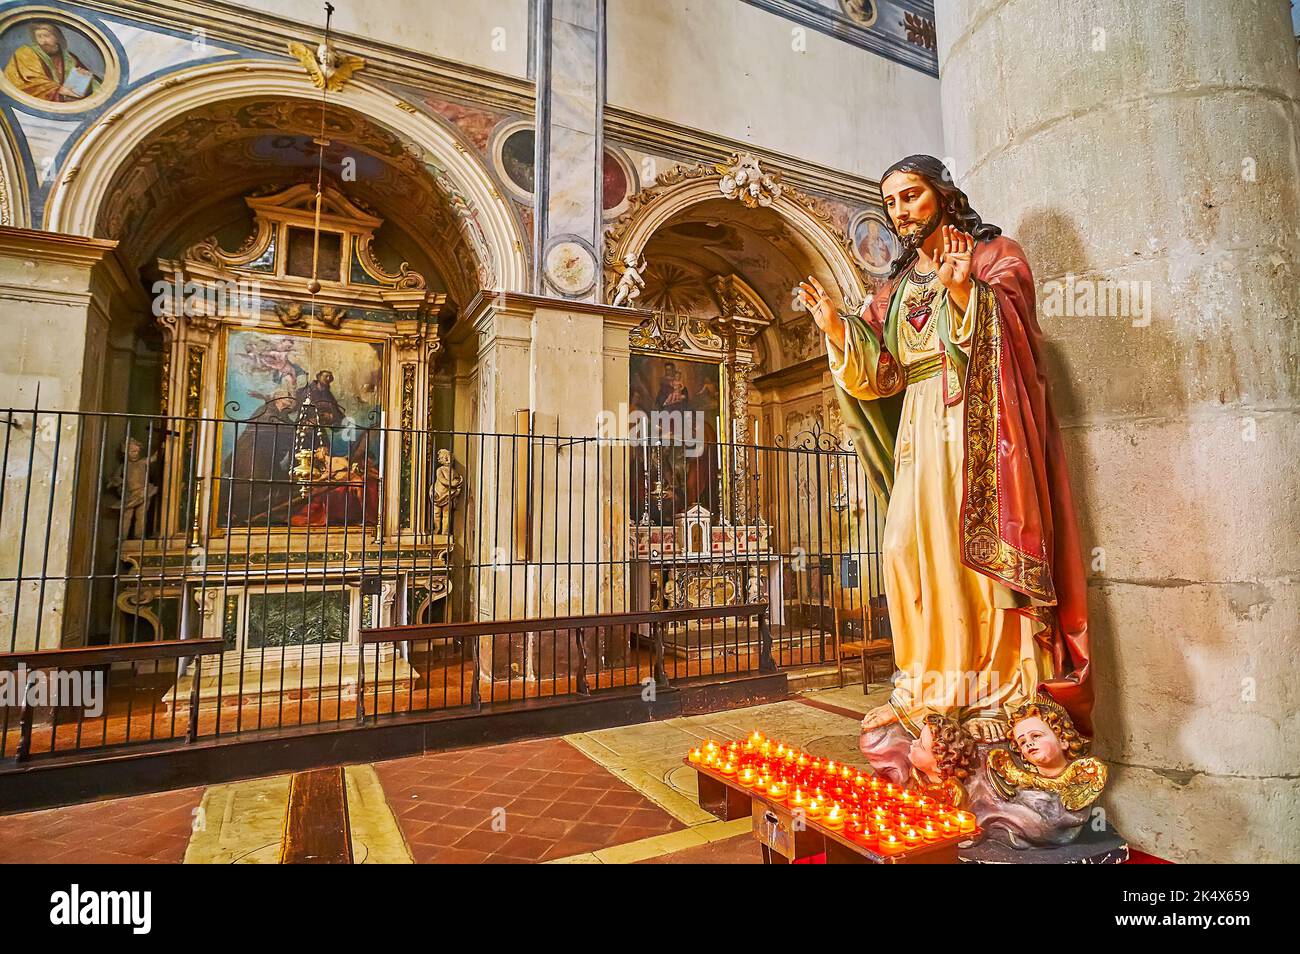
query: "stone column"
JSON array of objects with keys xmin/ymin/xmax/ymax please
[
  {"xmin": 936, "ymin": 0, "xmax": 1300, "ymax": 862},
  {"xmin": 532, "ymin": 0, "xmax": 605, "ymax": 302},
  {"xmin": 460, "ymin": 294, "xmax": 532, "ymax": 633}
]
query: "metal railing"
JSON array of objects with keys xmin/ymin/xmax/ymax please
[{"xmin": 0, "ymin": 406, "xmax": 883, "ymax": 760}]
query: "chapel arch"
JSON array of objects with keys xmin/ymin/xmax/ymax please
[
  {"xmin": 43, "ymin": 60, "xmax": 529, "ymax": 294},
  {"xmin": 0, "ymin": 116, "xmax": 29, "ymax": 227},
  {"xmin": 603, "ymin": 153, "xmax": 869, "ymax": 321},
  {"xmin": 605, "ymin": 155, "xmax": 877, "ymax": 575}
]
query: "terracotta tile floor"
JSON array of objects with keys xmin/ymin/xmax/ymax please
[
  {"xmin": 640, "ymin": 833, "xmax": 763, "ymax": 864},
  {"xmin": 0, "ymin": 786, "xmax": 204, "ymax": 864},
  {"xmin": 373, "ymin": 737, "xmax": 685, "ymax": 863}
]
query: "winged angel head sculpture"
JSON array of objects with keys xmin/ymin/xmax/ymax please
[{"xmin": 288, "ymin": 39, "xmax": 365, "ymax": 92}]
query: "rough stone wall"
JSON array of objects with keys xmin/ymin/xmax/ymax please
[{"xmin": 936, "ymin": 0, "xmax": 1300, "ymax": 862}]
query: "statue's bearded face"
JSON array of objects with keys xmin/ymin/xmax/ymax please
[{"xmin": 881, "ymin": 171, "xmax": 944, "ymax": 251}]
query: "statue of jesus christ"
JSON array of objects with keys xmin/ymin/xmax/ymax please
[{"xmin": 798, "ymin": 155, "xmax": 1093, "ymax": 743}]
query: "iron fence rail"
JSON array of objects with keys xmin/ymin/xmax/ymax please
[{"xmin": 0, "ymin": 406, "xmax": 883, "ymax": 760}]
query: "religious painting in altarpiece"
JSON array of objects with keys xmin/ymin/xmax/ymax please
[
  {"xmin": 218, "ymin": 328, "xmax": 385, "ymax": 529},
  {"xmin": 114, "ymin": 181, "xmax": 450, "ymax": 653},
  {"xmin": 628, "ymin": 350, "xmax": 725, "ymax": 522}
]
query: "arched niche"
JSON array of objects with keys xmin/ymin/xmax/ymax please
[{"xmin": 603, "ymin": 153, "xmax": 870, "ymax": 316}]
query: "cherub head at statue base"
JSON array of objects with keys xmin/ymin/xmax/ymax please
[
  {"xmin": 906, "ymin": 713, "xmax": 978, "ymax": 807},
  {"xmin": 987, "ymin": 695, "xmax": 1107, "ymax": 815}
]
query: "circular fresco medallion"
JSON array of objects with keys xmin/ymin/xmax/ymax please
[
  {"xmin": 850, "ymin": 209, "xmax": 900, "ymax": 278},
  {"xmin": 0, "ymin": 7, "xmax": 118, "ymax": 113},
  {"xmin": 543, "ymin": 237, "xmax": 597, "ymax": 297}
]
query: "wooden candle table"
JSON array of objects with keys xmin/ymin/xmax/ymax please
[{"xmin": 686, "ymin": 733, "xmax": 978, "ymax": 865}]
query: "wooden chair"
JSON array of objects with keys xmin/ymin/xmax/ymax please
[{"xmin": 834, "ymin": 597, "xmax": 893, "ymax": 692}]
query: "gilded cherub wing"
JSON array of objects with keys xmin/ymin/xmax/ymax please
[
  {"xmin": 1059, "ymin": 757, "xmax": 1108, "ymax": 811},
  {"xmin": 287, "ymin": 41, "xmax": 327, "ymax": 88},
  {"xmin": 986, "ymin": 748, "xmax": 1026, "ymax": 800},
  {"xmin": 325, "ymin": 53, "xmax": 366, "ymax": 92}
]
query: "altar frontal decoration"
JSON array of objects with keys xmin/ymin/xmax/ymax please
[{"xmin": 687, "ymin": 731, "xmax": 977, "ymax": 859}]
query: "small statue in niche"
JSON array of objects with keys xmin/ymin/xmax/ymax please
[
  {"xmin": 611, "ymin": 253, "xmax": 648, "ymax": 307},
  {"xmin": 107, "ymin": 437, "xmax": 157, "ymax": 539},
  {"xmin": 431, "ymin": 448, "xmax": 463, "ymax": 536},
  {"xmin": 907, "ymin": 713, "xmax": 979, "ymax": 808}
]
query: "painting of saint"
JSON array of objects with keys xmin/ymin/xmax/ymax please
[
  {"xmin": 629, "ymin": 353, "xmax": 723, "ymax": 521},
  {"xmin": 218, "ymin": 330, "xmax": 384, "ymax": 529},
  {"xmin": 1, "ymin": 19, "xmax": 104, "ymax": 104}
]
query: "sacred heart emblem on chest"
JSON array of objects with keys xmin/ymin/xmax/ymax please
[{"xmin": 903, "ymin": 285, "xmax": 937, "ymax": 332}]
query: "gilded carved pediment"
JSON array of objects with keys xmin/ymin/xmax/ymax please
[{"xmin": 166, "ymin": 182, "xmax": 438, "ymax": 322}]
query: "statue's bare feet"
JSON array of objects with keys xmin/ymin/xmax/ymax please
[
  {"xmin": 861, "ymin": 704, "xmax": 899, "ymax": 732},
  {"xmin": 964, "ymin": 716, "xmax": 1008, "ymax": 743}
]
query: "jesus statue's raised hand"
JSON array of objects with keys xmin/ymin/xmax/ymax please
[
  {"xmin": 936, "ymin": 225, "xmax": 975, "ymax": 313},
  {"xmin": 797, "ymin": 275, "xmax": 846, "ymax": 351}
]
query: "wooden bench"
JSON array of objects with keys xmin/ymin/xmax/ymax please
[{"xmin": 359, "ymin": 602, "xmax": 775, "ymax": 718}]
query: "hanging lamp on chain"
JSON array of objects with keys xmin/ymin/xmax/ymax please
[{"xmin": 289, "ymin": 2, "xmax": 336, "ymax": 498}]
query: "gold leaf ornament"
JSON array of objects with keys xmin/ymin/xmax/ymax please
[{"xmin": 288, "ymin": 40, "xmax": 366, "ymax": 92}]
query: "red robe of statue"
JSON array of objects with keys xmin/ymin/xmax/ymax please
[{"xmin": 839, "ymin": 236, "xmax": 1093, "ymax": 734}]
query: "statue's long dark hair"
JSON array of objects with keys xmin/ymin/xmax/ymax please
[{"xmin": 879, "ymin": 155, "xmax": 1001, "ymax": 279}]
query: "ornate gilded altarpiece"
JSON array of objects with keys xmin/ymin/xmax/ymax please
[
  {"xmin": 121, "ymin": 183, "xmax": 450, "ymax": 699},
  {"xmin": 623, "ymin": 276, "xmax": 781, "ymax": 635}
]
